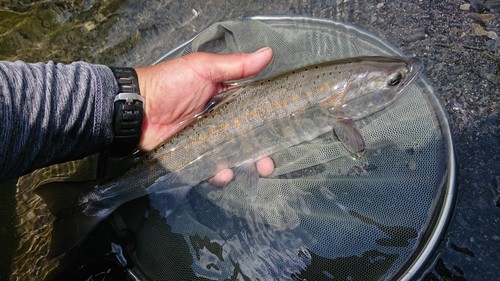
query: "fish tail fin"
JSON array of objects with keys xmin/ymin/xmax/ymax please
[{"xmin": 35, "ymin": 181, "xmax": 104, "ymax": 258}]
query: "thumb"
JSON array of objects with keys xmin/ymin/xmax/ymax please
[{"xmin": 188, "ymin": 47, "xmax": 273, "ymax": 83}]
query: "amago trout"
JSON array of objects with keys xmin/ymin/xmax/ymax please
[{"xmin": 38, "ymin": 56, "xmax": 422, "ymax": 257}]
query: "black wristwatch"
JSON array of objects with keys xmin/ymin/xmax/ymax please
[{"xmin": 109, "ymin": 67, "xmax": 144, "ymax": 157}]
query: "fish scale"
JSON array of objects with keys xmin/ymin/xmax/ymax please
[
  {"xmin": 88, "ymin": 56, "xmax": 421, "ymax": 205},
  {"xmin": 40, "ymin": 56, "xmax": 423, "ymax": 257},
  {"xmin": 155, "ymin": 64, "xmax": 349, "ymax": 170}
]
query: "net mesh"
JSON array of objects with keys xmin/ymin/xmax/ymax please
[{"xmin": 116, "ymin": 18, "xmax": 449, "ymax": 281}]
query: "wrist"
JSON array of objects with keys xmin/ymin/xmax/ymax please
[
  {"xmin": 134, "ymin": 66, "xmax": 151, "ymax": 151},
  {"xmin": 134, "ymin": 67, "xmax": 148, "ymax": 101}
]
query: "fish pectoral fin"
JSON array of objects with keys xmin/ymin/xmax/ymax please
[
  {"xmin": 149, "ymin": 185, "xmax": 193, "ymax": 218},
  {"xmin": 234, "ymin": 162, "xmax": 260, "ymax": 202},
  {"xmin": 330, "ymin": 109, "xmax": 366, "ymax": 157}
]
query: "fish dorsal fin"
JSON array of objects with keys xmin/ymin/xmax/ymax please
[
  {"xmin": 224, "ymin": 76, "xmax": 256, "ymax": 86},
  {"xmin": 176, "ymin": 88, "xmax": 242, "ymax": 127}
]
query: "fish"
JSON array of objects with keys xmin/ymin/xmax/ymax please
[{"xmin": 36, "ymin": 56, "xmax": 423, "ymax": 257}]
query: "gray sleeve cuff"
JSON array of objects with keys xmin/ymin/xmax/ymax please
[{"xmin": 90, "ymin": 64, "xmax": 119, "ymax": 147}]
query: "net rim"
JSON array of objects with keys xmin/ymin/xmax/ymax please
[{"xmin": 145, "ymin": 15, "xmax": 456, "ymax": 280}]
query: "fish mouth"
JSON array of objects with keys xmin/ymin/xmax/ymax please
[
  {"xmin": 405, "ymin": 57, "xmax": 424, "ymax": 85},
  {"xmin": 384, "ymin": 56, "xmax": 424, "ymax": 93}
]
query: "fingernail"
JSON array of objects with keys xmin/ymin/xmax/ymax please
[{"xmin": 254, "ymin": 46, "xmax": 271, "ymax": 53}]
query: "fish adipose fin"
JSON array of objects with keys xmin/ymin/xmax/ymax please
[
  {"xmin": 149, "ymin": 185, "xmax": 193, "ymax": 218},
  {"xmin": 234, "ymin": 162, "xmax": 260, "ymax": 202},
  {"xmin": 330, "ymin": 109, "xmax": 366, "ymax": 156},
  {"xmin": 35, "ymin": 181, "xmax": 105, "ymax": 258}
]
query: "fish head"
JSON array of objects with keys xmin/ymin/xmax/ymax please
[{"xmin": 341, "ymin": 57, "xmax": 423, "ymax": 120}]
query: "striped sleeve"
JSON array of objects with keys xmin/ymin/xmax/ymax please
[{"xmin": 0, "ymin": 61, "xmax": 118, "ymax": 181}]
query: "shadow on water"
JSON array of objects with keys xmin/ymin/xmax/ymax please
[
  {"xmin": 348, "ymin": 211, "xmax": 418, "ymax": 248},
  {"xmin": 295, "ymin": 250, "xmax": 399, "ymax": 281}
]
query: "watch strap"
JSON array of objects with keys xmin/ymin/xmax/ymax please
[{"xmin": 109, "ymin": 67, "xmax": 144, "ymax": 157}]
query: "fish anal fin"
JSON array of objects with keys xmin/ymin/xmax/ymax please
[
  {"xmin": 330, "ymin": 109, "xmax": 366, "ymax": 156},
  {"xmin": 234, "ymin": 163, "xmax": 260, "ymax": 202},
  {"xmin": 149, "ymin": 185, "xmax": 193, "ymax": 218}
]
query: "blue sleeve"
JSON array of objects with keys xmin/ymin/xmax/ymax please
[{"xmin": 0, "ymin": 61, "xmax": 118, "ymax": 181}]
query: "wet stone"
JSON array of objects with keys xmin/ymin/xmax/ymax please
[
  {"xmin": 405, "ymin": 27, "xmax": 427, "ymax": 42},
  {"xmin": 460, "ymin": 3, "xmax": 471, "ymax": 11}
]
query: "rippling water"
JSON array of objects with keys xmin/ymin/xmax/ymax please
[{"xmin": 0, "ymin": 0, "xmax": 498, "ymax": 280}]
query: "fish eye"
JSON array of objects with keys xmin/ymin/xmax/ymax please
[{"xmin": 388, "ymin": 72, "xmax": 403, "ymax": 87}]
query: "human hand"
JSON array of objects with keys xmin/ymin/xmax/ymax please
[{"xmin": 135, "ymin": 47, "xmax": 274, "ymax": 186}]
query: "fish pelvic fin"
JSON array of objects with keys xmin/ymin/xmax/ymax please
[
  {"xmin": 330, "ymin": 108, "xmax": 366, "ymax": 157},
  {"xmin": 35, "ymin": 181, "xmax": 109, "ymax": 258},
  {"xmin": 234, "ymin": 162, "xmax": 260, "ymax": 202}
]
